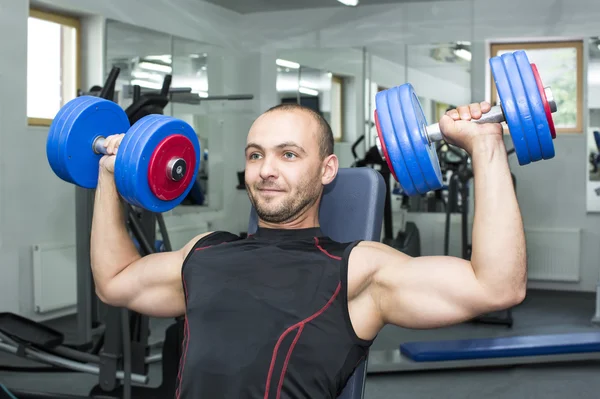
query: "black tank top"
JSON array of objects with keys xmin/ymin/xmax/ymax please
[{"xmin": 175, "ymin": 227, "xmax": 374, "ymax": 399}]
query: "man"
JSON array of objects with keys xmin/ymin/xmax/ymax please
[{"xmin": 91, "ymin": 101, "xmax": 526, "ymax": 399}]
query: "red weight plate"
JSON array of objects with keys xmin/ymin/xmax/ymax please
[
  {"xmin": 374, "ymin": 110, "xmax": 399, "ymax": 182},
  {"xmin": 147, "ymin": 134, "xmax": 196, "ymax": 201},
  {"xmin": 531, "ymin": 63, "xmax": 556, "ymax": 139}
]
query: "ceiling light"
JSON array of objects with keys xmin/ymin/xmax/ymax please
[
  {"xmin": 131, "ymin": 71, "xmax": 164, "ymax": 81},
  {"xmin": 299, "ymin": 80, "xmax": 318, "ymax": 89},
  {"xmin": 144, "ymin": 55, "xmax": 172, "ymax": 64},
  {"xmin": 131, "ymin": 79, "xmax": 163, "ymax": 90},
  {"xmin": 138, "ymin": 62, "xmax": 172, "ymax": 73},
  {"xmin": 454, "ymin": 48, "xmax": 472, "ymax": 62},
  {"xmin": 337, "ymin": 0, "xmax": 359, "ymax": 6},
  {"xmin": 276, "ymin": 59, "xmax": 300, "ymax": 69},
  {"xmin": 299, "ymin": 87, "xmax": 319, "ymax": 96}
]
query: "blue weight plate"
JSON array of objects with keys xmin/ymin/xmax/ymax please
[
  {"xmin": 514, "ymin": 51, "xmax": 555, "ymax": 160},
  {"xmin": 115, "ymin": 115, "xmax": 162, "ymax": 206},
  {"xmin": 375, "ymin": 90, "xmax": 418, "ymax": 196},
  {"xmin": 121, "ymin": 116, "xmax": 201, "ymax": 212},
  {"xmin": 47, "ymin": 96, "xmax": 97, "ymax": 182},
  {"xmin": 385, "ymin": 86, "xmax": 429, "ymax": 194},
  {"xmin": 489, "ymin": 56, "xmax": 531, "ymax": 166},
  {"xmin": 58, "ymin": 96, "xmax": 127, "ymax": 187},
  {"xmin": 399, "ymin": 84, "xmax": 443, "ymax": 192},
  {"xmin": 125, "ymin": 116, "xmax": 171, "ymax": 209},
  {"xmin": 59, "ymin": 97, "xmax": 130, "ymax": 188},
  {"xmin": 501, "ymin": 52, "xmax": 542, "ymax": 162},
  {"xmin": 119, "ymin": 115, "xmax": 168, "ymax": 207},
  {"xmin": 136, "ymin": 117, "xmax": 200, "ymax": 211},
  {"xmin": 47, "ymin": 97, "xmax": 80, "ymax": 181},
  {"xmin": 124, "ymin": 116, "xmax": 168, "ymax": 208},
  {"xmin": 55, "ymin": 96, "xmax": 106, "ymax": 182},
  {"xmin": 46, "ymin": 96, "xmax": 80, "ymax": 178}
]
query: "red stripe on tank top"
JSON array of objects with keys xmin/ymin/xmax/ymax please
[
  {"xmin": 313, "ymin": 237, "xmax": 342, "ymax": 260},
  {"xmin": 264, "ymin": 282, "xmax": 342, "ymax": 399}
]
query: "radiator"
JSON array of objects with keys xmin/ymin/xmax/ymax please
[
  {"xmin": 411, "ymin": 217, "xmax": 581, "ymax": 283},
  {"xmin": 525, "ymin": 227, "xmax": 582, "ymax": 282},
  {"xmin": 32, "ymin": 243, "xmax": 77, "ymax": 314}
]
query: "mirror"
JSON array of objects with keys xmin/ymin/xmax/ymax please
[
  {"xmin": 275, "ymin": 47, "xmax": 367, "ymax": 169},
  {"xmin": 170, "ymin": 36, "xmax": 213, "ymax": 208},
  {"xmin": 365, "ymin": 41, "xmax": 473, "ymax": 258},
  {"xmin": 367, "ymin": 42, "xmax": 473, "ymax": 215},
  {"xmin": 406, "ymin": 41, "xmax": 472, "ymax": 214},
  {"xmin": 104, "ymin": 19, "xmax": 173, "ymax": 109},
  {"xmin": 588, "ymin": 37, "xmax": 600, "ymax": 212},
  {"xmin": 104, "ymin": 20, "xmax": 226, "ymax": 210}
]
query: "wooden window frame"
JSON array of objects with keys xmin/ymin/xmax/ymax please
[
  {"xmin": 28, "ymin": 8, "xmax": 81, "ymax": 127},
  {"xmin": 332, "ymin": 74, "xmax": 344, "ymax": 142}
]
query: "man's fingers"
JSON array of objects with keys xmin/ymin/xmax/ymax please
[
  {"xmin": 469, "ymin": 103, "xmax": 482, "ymax": 119},
  {"xmin": 480, "ymin": 101, "xmax": 491, "ymax": 113},
  {"xmin": 446, "ymin": 109, "xmax": 460, "ymax": 120},
  {"xmin": 456, "ymin": 105, "xmax": 471, "ymax": 121}
]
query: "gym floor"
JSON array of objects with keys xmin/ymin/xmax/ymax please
[{"xmin": 1, "ymin": 289, "xmax": 599, "ymax": 398}]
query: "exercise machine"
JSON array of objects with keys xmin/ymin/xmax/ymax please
[{"xmin": 350, "ymin": 135, "xmax": 421, "ymax": 257}]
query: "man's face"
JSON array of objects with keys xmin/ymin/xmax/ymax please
[{"xmin": 244, "ymin": 110, "xmax": 325, "ymax": 224}]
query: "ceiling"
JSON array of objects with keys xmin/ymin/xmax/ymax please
[{"xmin": 202, "ymin": 0, "xmax": 446, "ymax": 14}]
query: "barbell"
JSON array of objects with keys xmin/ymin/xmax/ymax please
[
  {"xmin": 46, "ymin": 96, "xmax": 200, "ymax": 212},
  {"xmin": 374, "ymin": 50, "xmax": 557, "ymax": 196}
]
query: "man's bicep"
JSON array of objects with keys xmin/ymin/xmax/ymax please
[
  {"xmin": 102, "ymin": 250, "xmax": 187, "ymax": 317},
  {"xmin": 372, "ymin": 252, "xmax": 500, "ymax": 329}
]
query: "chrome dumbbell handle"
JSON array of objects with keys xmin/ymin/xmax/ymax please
[{"xmin": 426, "ymin": 87, "xmax": 557, "ymax": 142}]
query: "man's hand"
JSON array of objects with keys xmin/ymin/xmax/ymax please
[
  {"xmin": 439, "ymin": 102, "xmax": 504, "ymax": 155},
  {"xmin": 99, "ymin": 134, "xmax": 125, "ymax": 174}
]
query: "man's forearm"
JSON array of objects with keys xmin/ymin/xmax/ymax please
[
  {"xmin": 470, "ymin": 138, "xmax": 527, "ymax": 300},
  {"xmin": 91, "ymin": 170, "xmax": 141, "ymax": 291}
]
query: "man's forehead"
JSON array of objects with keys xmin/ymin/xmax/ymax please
[{"xmin": 248, "ymin": 112, "xmax": 318, "ymax": 143}]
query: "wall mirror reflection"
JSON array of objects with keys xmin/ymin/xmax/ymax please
[{"xmin": 104, "ymin": 19, "xmax": 221, "ymax": 209}]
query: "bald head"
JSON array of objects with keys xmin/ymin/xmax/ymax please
[
  {"xmin": 244, "ymin": 102, "xmax": 339, "ymax": 226},
  {"xmin": 263, "ymin": 103, "xmax": 334, "ymax": 160}
]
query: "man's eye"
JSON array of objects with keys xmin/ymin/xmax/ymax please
[
  {"xmin": 284, "ymin": 152, "xmax": 296, "ymax": 159},
  {"xmin": 249, "ymin": 153, "xmax": 262, "ymax": 160}
]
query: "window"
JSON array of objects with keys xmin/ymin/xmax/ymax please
[{"xmin": 27, "ymin": 9, "xmax": 80, "ymax": 126}]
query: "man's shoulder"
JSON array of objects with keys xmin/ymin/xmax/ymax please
[
  {"xmin": 192, "ymin": 230, "xmax": 244, "ymax": 249},
  {"xmin": 346, "ymin": 240, "xmax": 390, "ymax": 270},
  {"xmin": 313, "ymin": 236, "xmax": 370, "ymax": 260}
]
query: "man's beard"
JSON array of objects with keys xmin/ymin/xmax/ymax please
[{"xmin": 248, "ymin": 180, "xmax": 320, "ymax": 224}]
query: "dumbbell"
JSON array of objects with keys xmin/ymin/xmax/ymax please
[
  {"xmin": 374, "ymin": 50, "xmax": 557, "ymax": 196},
  {"xmin": 46, "ymin": 96, "xmax": 200, "ymax": 212}
]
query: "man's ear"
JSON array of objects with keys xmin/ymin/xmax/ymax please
[{"xmin": 321, "ymin": 154, "xmax": 339, "ymax": 185}]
